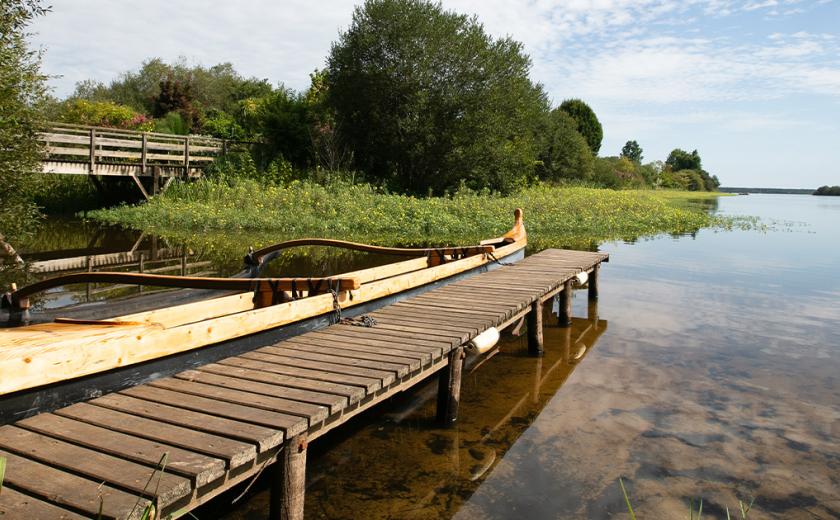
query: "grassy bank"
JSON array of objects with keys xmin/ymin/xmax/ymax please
[{"xmin": 89, "ymin": 180, "xmax": 757, "ymax": 253}]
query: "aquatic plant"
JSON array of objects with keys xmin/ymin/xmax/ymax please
[
  {"xmin": 619, "ymin": 478, "xmax": 755, "ymax": 519},
  {"xmin": 89, "ymin": 180, "xmax": 757, "ymax": 257}
]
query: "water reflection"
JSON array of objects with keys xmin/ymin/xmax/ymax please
[{"xmin": 214, "ymin": 304, "xmax": 608, "ymax": 519}]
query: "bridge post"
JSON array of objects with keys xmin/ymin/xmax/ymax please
[
  {"xmin": 270, "ymin": 433, "xmax": 308, "ymax": 520},
  {"xmin": 141, "ymin": 133, "xmax": 148, "ymax": 175},
  {"xmin": 152, "ymin": 166, "xmax": 160, "ymax": 196},
  {"xmin": 558, "ymin": 280, "xmax": 573, "ymax": 327},
  {"xmin": 588, "ymin": 263, "xmax": 600, "ymax": 301},
  {"xmin": 184, "ymin": 136, "xmax": 191, "ymax": 178},
  {"xmin": 527, "ymin": 300, "xmax": 544, "ymax": 356},
  {"xmin": 88, "ymin": 128, "xmax": 96, "ymax": 174},
  {"xmin": 437, "ymin": 346, "xmax": 465, "ymax": 425}
]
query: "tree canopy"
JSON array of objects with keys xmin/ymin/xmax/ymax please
[
  {"xmin": 327, "ymin": 0, "xmax": 548, "ymax": 194},
  {"xmin": 539, "ymin": 110, "xmax": 594, "ymax": 182},
  {"xmin": 559, "ymin": 99, "xmax": 603, "ymax": 155},
  {"xmin": 0, "ymin": 0, "xmax": 48, "ymax": 243},
  {"xmin": 620, "ymin": 140, "xmax": 643, "ymax": 164}
]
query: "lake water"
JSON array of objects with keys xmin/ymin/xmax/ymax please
[
  {"xmin": 216, "ymin": 194, "xmax": 840, "ymax": 519},
  {"xmin": 6, "ymin": 194, "xmax": 840, "ymax": 518}
]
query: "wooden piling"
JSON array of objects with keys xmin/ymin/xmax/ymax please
[
  {"xmin": 270, "ymin": 433, "xmax": 308, "ymax": 520},
  {"xmin": 437, "ymin": 346, "xmax": 465, "ymax": 425},
  {"xmin": 588, "ymin": 263, "xmax": 600, "ymax": 301},
  {"xmin": 558, "ymin": 280, "xmax": 573, "ymax": 327},
  {"xmin": 527, "ymin": 301, "xmax": 544, "ymax": 356}
]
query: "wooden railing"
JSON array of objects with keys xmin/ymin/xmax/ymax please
[{"xmin": 38, "ymin": 123, "xmax": 242, "ymax": 180}]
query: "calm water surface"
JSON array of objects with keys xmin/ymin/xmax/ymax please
[
  {"xmin": 218, "ymin": 194, "xmax": 840, "ymax": 519},
  {"xmin": 7, "ymin": 194, "xmax": 840, "ymax": 518}
]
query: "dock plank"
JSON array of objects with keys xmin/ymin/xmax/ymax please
[{"xmin": 0, "ymin": 487, "xmax": 87, "ymax": 520}]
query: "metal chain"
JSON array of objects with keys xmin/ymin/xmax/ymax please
[
  {"xmin": 341, "ymin": 315, "xmax": 378, "ymax": 327},
  {"xmin": 330, "ymin": 289, "xmax": 342, "ymax": 324},
  {"xmin": 488, "ymin": 251, "xmax": 514, "ymax": 267}
]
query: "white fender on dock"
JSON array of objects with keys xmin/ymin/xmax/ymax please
[
  {"xmin": 465, "ymin": 327, "xmax": 500, "ymax": 355},
  {"xmin": 574, "ymin": 271, "xmax": 589, "ymax": 286}
]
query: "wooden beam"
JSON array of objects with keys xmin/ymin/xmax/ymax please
[
  {"xmin": 588, "ymin": 263, "xmax": 600, "ymax": 300},
  {"xmin": 130, "ymin": 174, "xmax": 150, "ymax": 200},
  {"xmin": 527, "ymin": 301, "xmax": 544, "ymax": 356},
  {"xmin": 270, "ymin": 433, "xmax": 308, "ymax": 520},
  {"xmin": 558, "ymin": 280, "xmax": 573, "ymax": 327},
  {"xmin": 436, "ymin": 346, "xmax": 464, "ymax": 425}
]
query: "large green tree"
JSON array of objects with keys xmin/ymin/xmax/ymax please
[
  {"xmin": 559, "ymin": 99, "xmax": 602, "ymax": 155},
  {"xmin": 327, "ymin": 0, "xmax": 548, "ymax": 194},
  {"xmin": 0, "ymin": 0, "xmax": 48, "ymax": 245},
  {"xmin": 539, "ymin": 110, "xmax": 594, "ymax": 181},
  {"xmin": 620, "ymin": 140, "xmax": 643, "ymax": 164},
  {"xmin": 665, "ymin": 148, "xmax": 702, "ymax": 171}
]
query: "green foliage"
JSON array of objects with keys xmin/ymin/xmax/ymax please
[
  {"xmin": 620, "ymin": 140, "xmax": 643, "ymax": 164},
  {"xmin": 666, "ymin": 148, "xmax": 702, "ymax": 171},
  {"xmin": 58, "ymin": 99, "xmax": 154, "ymax": 130},
  {"xmin": 153, "ymin": 111, "xmax": 189, "ymax": 135},
  {"xmin": 814, "ymin": 185, "xmax": 840, "ymax": 196},
  {"xmin": 152, "ymin": 76, "xmax": 201, "ymax": 132},
  {"xmin": 90, "ymin": 178, "xmax": 753, "ymax": 253},
  {"xmin": 592, "ymin": 157, "xmax": 648, "ymax": 189},
  {"xmin": 539, "ymin": 110, "xmax": 594, "ymax": 182},
  {"xmin": 0, "ymin": 0, "xmax": 48, "ymax": 243},
  {"xmin": 327, "ymin": 0, "xmax": 548, "ymax": 194},
  {"xmin": 559, "ymin": 99, "xmax": 603, "ymax": 155},
  {"xmin": 241, "ymin": 86, "xmax": 311, "ymax": 168},
  {"xmin": 202, "ymin": 108, "xmax": 246, "ymax": 140}
]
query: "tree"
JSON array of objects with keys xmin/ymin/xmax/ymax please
[
  {"xmin": 539, "ymin": 110, "xmax": 593, "ymax": 181},
  {"xmin": 152, "ymin": 76, "xmax": 202, "ymax": 132},
  {"xmin": 327, "ymin": 0, "xmax": 548, "ymax": 194},
  {"xmin": 620, "ymin": 140, "xmax": 643, "ymax": 164},
  {"xmin": 0, "ymin": 0, "xmax": 48, "ymax": 244},
  {"xmin": 559, "ymin": 99, "xmax": 603, "ymax": 155},
  {"xmin": 665, "ymin": 148, "xmax": 702, "ymax": 171},
  {"xmin": 241, "ymin": 86, "xmax": 311, "ymax": 168}
]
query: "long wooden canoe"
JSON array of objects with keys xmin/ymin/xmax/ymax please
[{"xmin": 0, "ymin": 209, "xmax": 527, "ymax": 423}]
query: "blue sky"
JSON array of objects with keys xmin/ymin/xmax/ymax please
[{"xmin": 30, "ymin": 0, "xmax": 840, "ymax": 188}]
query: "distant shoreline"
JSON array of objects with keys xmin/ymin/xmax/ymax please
[{"xmin": 719, "ymin": 187, "xmax": 814, "ymax": 195}]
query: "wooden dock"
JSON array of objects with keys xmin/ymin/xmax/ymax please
[{"xmin": 0, "ymin": 248, "xmax": 607, "ymax": 520}]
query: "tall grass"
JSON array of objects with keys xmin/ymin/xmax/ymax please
[
  {"xmin": 619, "ymin": 478, "xmax": 755, "ymax": 519},
  {"xmin": 90, "ymin": 179, "xmax": 757, "ymax": 252}
]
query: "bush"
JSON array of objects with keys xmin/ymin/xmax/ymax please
[
  {"xmin": 814, "ymin": 185, "xmax": 840, "ymax": 196},
  {"xmin": 592, "ymin": 157, "xmax": 647, "ymax": 189},
  {"xmin": 59, "ymin": 99, "xmax": 154, "ymax": 131}
]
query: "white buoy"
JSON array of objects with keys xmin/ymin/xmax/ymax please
[
  {"xmin": 574, "ymin": 271, "xmax": 589, "ymax": 286},
  {"xmin": 465, "ymin": 327, "xmax": 500, "ymax": 355}
]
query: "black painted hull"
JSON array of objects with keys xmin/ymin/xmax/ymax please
[{"xmin": 0, "ymin": 248, "xmax": 524, "ymax": 424}]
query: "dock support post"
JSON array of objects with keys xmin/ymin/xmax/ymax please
[
  {"xmin": 527, "ymin": 301, "xmax": 544, "ymax": 356},
  {"xmin": 558, "ymin": 280, "xmax": 573, "ymax": 328},
  {"xmin": 437, "ymin": 346, "xmax": 464, "ymax": 426},
  {"xmin": 270, "ymin": 433, "xmax": 308, "ymax": 520},
  {"xmin": 588, "ymin": 263, "xmax": 600, "ymax": 301}
]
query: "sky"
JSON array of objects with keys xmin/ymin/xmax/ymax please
[{"xmin": 29, "ymin": 0, "xmax": 840, "ymax": 188}]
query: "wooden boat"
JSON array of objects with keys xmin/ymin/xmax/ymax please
[{"xmin": 0, "ymin": 209, "xmax": 527, "ymax": 424}]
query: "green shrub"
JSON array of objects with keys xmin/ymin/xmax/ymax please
[
  {"xmin": 59, "ymin": 99, "xmax": 154, "ymax": 130},
  {"xmin": 539, "ymin": 110, "xmax": 594, "ymax": 182}
]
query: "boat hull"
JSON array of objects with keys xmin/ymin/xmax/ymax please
[{"xmin": 0, "ymin": 248, "xmax": 524, "ymax": 425}]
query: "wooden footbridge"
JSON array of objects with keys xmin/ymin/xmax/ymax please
[
  {"xmin": 38, "ymin": 123, "xmax": 241, "ymax": 199},
  {"xmin": 0, "ymin": 249, "xmax": 608, "ymax": 520}
]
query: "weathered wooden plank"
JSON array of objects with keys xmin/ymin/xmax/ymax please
[
  {"xmin": 257, "ymin": 344, "xmax": 411, "ymax": 377},
  {"xmin": 370, "ymin": 309, "xmax": 489, "ymax": 333},
  {"xmin": 281, "ymin": 338, "xmax": 425, "ymax": 369},
  {"xmin": 392, "ymin": 301, "xmax": 504, "ymax": 320},
  {"xmin": 242, "ymin": 351, "xmax": 396, "ymax": 386},
  {"xmin": 0, "ymin": 486, "xmax": 87, "ymax": 520},
  {"xmin": 120, "ymin": 385, "xmax": 304, "ymax": 436},
  {"xmin": 308, "ymin": 327, "xmax": 446, "ymax": 353},
  {"xmin": 0, "ymin": 450, "xmax": 151, "ymax": 520},
  {"xmin": 148, "ymin": 378, "xmax": 329, "ymax": 424},
  {"xmin": 355, "ymin": 321, "xmax": 472, "ymax": 344},
  {"xmin": 54, "ymin": 403, "xmax": 255, "ymax": 469},
  {"xmin": 201, "ymin": 360, "xmax": 364, "ymax": 403},
  {"xmin": 0, "ymin": 425, "xmax": 191, "ymax": 506},
  {"xmin": 234, "ymin": 353, "xmax": 383, "ymax": 393},
  {"xmin": 17, "ymin": 414, "xmax": 226, "ymax": 487},
  {"xmin": 175, "ymin": 370, "xmax": 346, "ymax": 413},
  {"xmin": 332, "ymin": 323, "xmax": 462, "ymax": 348},
  {"xmin": 291, "ymin": 333, "xmax": 435, "ymax": 364},
  {"xmin": 90, "ymin": 393, "xmax": 283, "ymax": 452}
]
